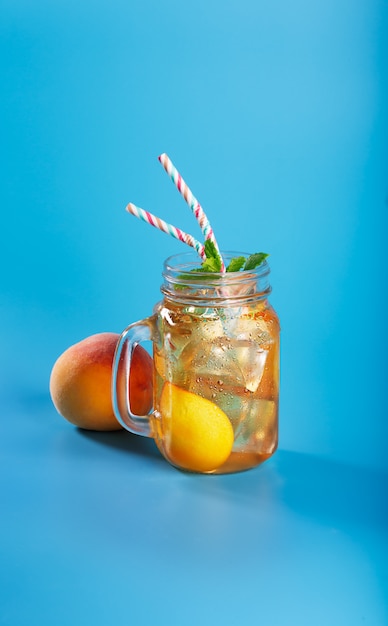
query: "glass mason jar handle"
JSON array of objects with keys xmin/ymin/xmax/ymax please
[{"xmin": 111, "ymin": 316, "xmax": 156, "ymax": 438}]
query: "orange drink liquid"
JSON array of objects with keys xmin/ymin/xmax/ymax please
[{"xmin": 153, "ymin": 296, "xmax": 279, "ymax": 473}]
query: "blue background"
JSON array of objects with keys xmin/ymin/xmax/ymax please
[{"xmin": 1, "ymin": 1, "xmax": 387, "ymax": 625}]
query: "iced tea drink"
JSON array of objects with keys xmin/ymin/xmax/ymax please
[{"xmin": 112, "ymin": 251, "xmax": 279, "ymax": 474}]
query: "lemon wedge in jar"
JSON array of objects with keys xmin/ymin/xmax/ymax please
[{"xmin": 159, "ymin": 383, "xmax": 234, "ymax": 472}]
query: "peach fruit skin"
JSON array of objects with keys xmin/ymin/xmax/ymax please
[{"xmin": 49, "ymin": 332, "xmax": 153, "ymax": 431}]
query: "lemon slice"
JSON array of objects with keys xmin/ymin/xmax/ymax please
[{"xmin": 159, "ymin": 383, "xmax": 234, "ymax": 472}]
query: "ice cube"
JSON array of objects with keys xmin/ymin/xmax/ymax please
[
  {"xmin": 179, "ymin": 334, "xmax": 267, "ymax": 394},
  {"xmin": 181, "ymin": 337, "xmax": 243, "ymax": 385},
  {"xmin": 232, "ymin": 340, "xmax": 268, "ymax": 392},
  {"xmin": 234, "ymin": 398, "xmax": 277, "ymax": 450}
]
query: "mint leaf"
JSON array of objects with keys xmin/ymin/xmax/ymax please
[
  {"xmin": 201, "ymin": 239, "xmax": 222, "ymax": 272},
  {"xmin": 175, "ymin": 269, "xmax": 207, "ymax": 288},
  {"xmin": 204, "ymin": 239, "xmax": 218, "ymax": 258},
  {"xmin": 201, "ymin": 256, "xmax": 222, "ymax": 272},
  {"xmin": 176, "ymin": 240, "xmax": 222, "ymax": 287},
  {"xmin": 226, "ymin": 256, "xmax": 246, "ymax": 273},
  {"xmin": 244, "ymin": 253, "xmax": 269, "ymax": 271}
]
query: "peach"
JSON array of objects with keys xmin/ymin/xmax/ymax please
[{"xmin": 49, "ymin": 332, "xmax": 153, "ymax": 431}]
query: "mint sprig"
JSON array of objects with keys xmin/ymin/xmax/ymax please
[
  {"xmin": 243, "ymin": 252, "xmax": 269, "ymax": 271},
  {"xmin": 226, "ymin": 252, "xmax": 268, "ymax": 272},
  {"xmin": 198, "ymin": 242, "xmax": 269, "ymax": 273},
  {"xmin": 201, "ymin": 240, "xmax": 222, "ymax": 272},
  {"xmin": 226, "ymin": 256, "xmax": 246, "ymax": 273},
  {"xmin": 176, "ymin": 243, "xmax": 268, "ymax": 287}
]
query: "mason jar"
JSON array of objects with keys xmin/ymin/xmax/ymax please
[{"xmin": 112, "ymin": 251, "xmax": 280, "ymax": 474}]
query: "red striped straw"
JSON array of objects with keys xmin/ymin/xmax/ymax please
[
  {"xmin": 126, "ymin": 202, "xmax": 206, "ymax": 259},
  {"xmin": 158, "ymin": 153, "xmax": 225, "ymax": 272}
]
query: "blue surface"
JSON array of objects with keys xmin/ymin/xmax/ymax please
[
  {"xmin": 1, "ymin": 1, "xmax": 387, "ymax": 624},
  {"xmin": 1, "ymin": 391, "xmax": 387, "ymax": 625}
]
